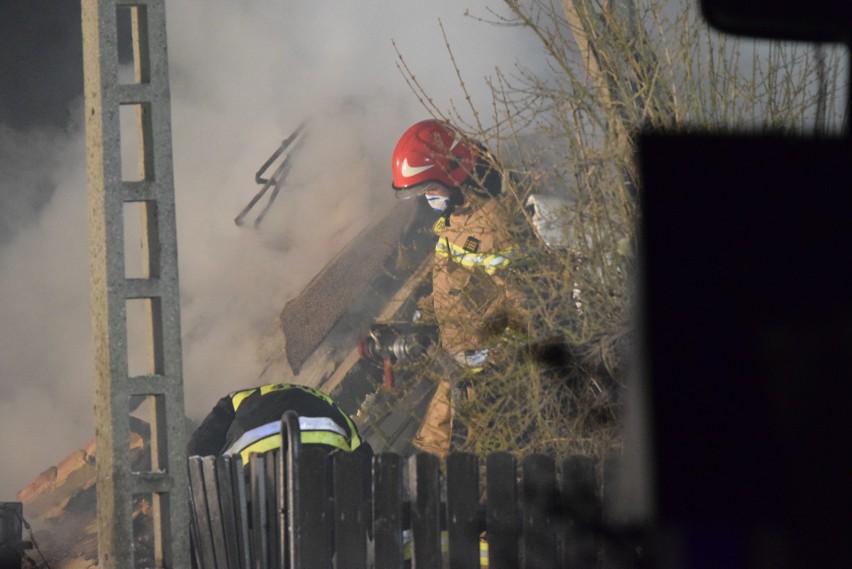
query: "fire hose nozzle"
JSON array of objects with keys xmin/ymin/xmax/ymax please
[{"xmin": 358, "ymin": 323, "xmax": 438, "ymax": 365}]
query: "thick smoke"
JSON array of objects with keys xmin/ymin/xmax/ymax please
[
  {"xmin": 0, "ymin": 0, "xmax": 544, "ymax": 498},
  {"xmin": 0, "ymin": 116, "xmax": 92, "ymax": 500}
]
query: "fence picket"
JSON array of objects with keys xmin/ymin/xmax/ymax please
[
  {"xmin": 264, "ymin": 452, "xmax": 280, "ymax": 569},
  {"xmin": 189, "ymin": 456, "xmax": 219, "ymax": 569},
  {"xmin": 522, "ymin": 454, "xmax": 558, "ymax": 569},
  {"xmin": 296, "ymin": 446, "xmax": 332, "ymax": 569},
  {"xmin": 210, "ymin": 456, "xmax": 240, "ymax": 569},
  {"xmin": 201, "ymin": 457, "xmax": 230, "ymax": 568},
  {"xmin": 374, "ymin": 453, "xmax": 404, "ymax": 569},
  {"xmin": 230, "ymin": 456, "xmax": 252, "ymax": 569},
  {"xmin": 486, "ymin": 453, "xmax": 520, "ymax": 569},
  {"xmin": 408, "ymin": 453, "xmax": 442, "ymax": 569},
  {"xmin": 250, "ymin": 454, "xmax": 270, "ymax": 569},
  {"xmin": 561, "ymin": 455, "xmax": 600, "ymax": 569},
  {"xmin": 601, "ymin": 456, "xmax": 641, "ymax": 569},
  {"xmin": 212, "ymin": 456, "xmax": 242, "ymax": 569},
  {"xmin": 334, "ymin": 452, "xmax": 369, "ymax": 569},
  {"xmin": 447, "ymin": 452, "xmax": 480, "ymax": 569}
]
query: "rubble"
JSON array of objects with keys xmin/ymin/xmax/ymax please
[{"xmin": 15, "ymin": 418, "xmax": 153, "ymax": 569}]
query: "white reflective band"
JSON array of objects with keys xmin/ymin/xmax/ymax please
[
  {"xmin": 224, "ymin": 422, "xmax": 279, "ymax": 456},
  {"xmin": 223, "ymin": 416, "xmax": 348, "ymax": 456},
  {"xmin": 298, "ymin": 416, "xmax": 347, "ymax": 437},
  {"xmin": 453, "ymin": 348, "xmax": 489, "ymax": 368}
]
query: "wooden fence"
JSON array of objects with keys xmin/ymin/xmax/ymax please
[{"xmin": 188, "ymin": 412, "xmax": 604, "ymax": 569}]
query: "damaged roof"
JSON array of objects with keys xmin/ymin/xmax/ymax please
[
  {"xmin": 13, "ymin": 191, "xmax": 439, "ymax": 569},
  {"xmin": 15, "ymin": 417, "xmax": 155, "ymax": 569}
]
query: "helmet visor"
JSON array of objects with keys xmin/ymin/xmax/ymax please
[{"xmin": 393, "ymin": 181, "xmax": 449, "ymax": 200}]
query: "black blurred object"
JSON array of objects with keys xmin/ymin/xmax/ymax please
[
  {"xmin": 640, "ymin": 133, "xmax": 852, "ymax": 567},
  {"xmin": 527, "ymin": 338, "xmax": 575, "ymax": 370},
  {"xmin": 640, "ymin": 3, "xmax": 851, "ymax": 566},
  {"xmin": 701, "ymin": 0, "xmax": 852, "ymax": 41}
]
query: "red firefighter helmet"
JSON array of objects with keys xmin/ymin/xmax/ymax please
[{"xmin": 391, "ymin": 120, "xmax": 478, "ymax": 199}]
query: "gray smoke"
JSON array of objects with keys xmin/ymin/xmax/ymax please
[{"xmin": 0, "ymin": 0, "xmax": 545, "ymax": 499}]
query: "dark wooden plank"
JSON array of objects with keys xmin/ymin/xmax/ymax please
[
  {"xmin": 0, "ymin": 503, "xmax": 23, "ymax": 569},
  {"xmin": 408, "ymin": 453, "xmax": 442, "ymax": 569},
  {"xmin": 188, "ymin": 456, "xmax": 219, "ymax": 569},
  {"xmin": 265, "ymin": 451, "xmax": 280, "ymax": 569},
  {"xmin": 447, "ymin": 452, "xmax": 480, "ymax": 569},
  {"xmin": 276, "ymin": 447, "xmax": 289, "ymax": 569},
  {"xmin": 214, "ymin": 456, "xmax": 242, "ymax": 569},
  {"xmin": 561, "ymin": 455, "xmax": 600, "ymax": 569},
  {"xmin": 277, "ymin": 445, "xmax": 293, "ymax": 569},
  {"xmin": 522, "ymin": 454, "xmax": 558, "ymax": 569},
  {"xmin": 334, "ymin": 452, "xmax": 368, "ymax": 569},
  {"xmin": 297, "ymin": 446, "xmax": 332, "ymax": 569},
  {"xmin": 188, "ymin": 460, "xmax": 202, "ymax": 569},
  {"xmin": 250, "ymin": 454, "xmax": 270, "ymax": 569},
  {"xmin": 601, "ymin": 455, "xmax": 645, "ymax": 569},
  {"xmin": 373, "ymin": 452, "xmax": 404, "ymax": 569},
  {"xmin": 486, "ymin": 453, "xmax": 519, "ymax": 569},
  {"xmin": 230, "ymin": 456, "xmax": 252, "ymax": 569},
  {"xmin": 202, "ymin": 456, "xmax": 230, "ymax": 568}
]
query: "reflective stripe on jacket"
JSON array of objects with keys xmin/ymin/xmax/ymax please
[
  {"xmin": 190, "ymin": 383, "xmax": 363, "ymax": 463},
  {"xmin": 434, "ymin": 238, "xmax": 515, "ymax": 275},
  {"xmin": 224, "ymin": 415, "xmax": 355, "ymax": 464}
]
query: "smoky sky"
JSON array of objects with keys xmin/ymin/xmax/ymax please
[{"xmin": 0, "ymin": 0, "xmax": 546, "ymax": 499}]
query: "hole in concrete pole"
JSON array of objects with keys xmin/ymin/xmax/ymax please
[
  {"xmin": 120, "ymin": 103, "xmax": 154, "ymax": 182},
  {"xmin": 126, "ymin": 297, "xmax": 164, "ymax": 377},
  {"xmin": 124, "ymin": 201, "xmax": 160, "ymax": 279},
  {"xmin": 117, "ymin": 5, "xmax": 150, "ymax": 85},
  {"xmin": 132, "ymin": 492, "xmax": 165, "ymax": 568},
  {"xmin": 130, "ymin": 394, "xmax": 168, "ymax": 472},
  {"xmin": 128, "ymin": 402, "xmax": 171, "ymax": 565}
]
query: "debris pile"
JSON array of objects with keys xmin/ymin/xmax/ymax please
[{"xmin": 15, "ymin": 418, "xmax": 154, "ymax": 569}]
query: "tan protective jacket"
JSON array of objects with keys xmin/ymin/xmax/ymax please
[
  {"xmin": 413, "ymin": 195, "xmax": 522, "ymax": 457},
  {"xmin": 430, "ymin": 195, "xmax": 521, "ymax": 362}
]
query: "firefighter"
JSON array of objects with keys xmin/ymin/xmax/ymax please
[
  {"xmin": 187, "ymin": 382, "xmax": 372, "ymax": 464},
  {"xmin": 391, "ymin": 119, "xmax": 526, "ymax": 457}
]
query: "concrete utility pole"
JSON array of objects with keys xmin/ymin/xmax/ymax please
[{"xmin": 82, "ymin": 1, "xmax": 190, "ymax": 567}]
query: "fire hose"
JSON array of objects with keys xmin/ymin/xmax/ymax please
[{"xmin": 357, "ymin": 323, "xmax": 438, "ymax": 391}]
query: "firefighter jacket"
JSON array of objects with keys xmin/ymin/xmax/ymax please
[
  {"xmin": 186, "ymin": 383, "xmax": 368, "ymax": 464},
  {"xmin": 430, "ymin": 194, "xmax": 522, "ymax": 365}
]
